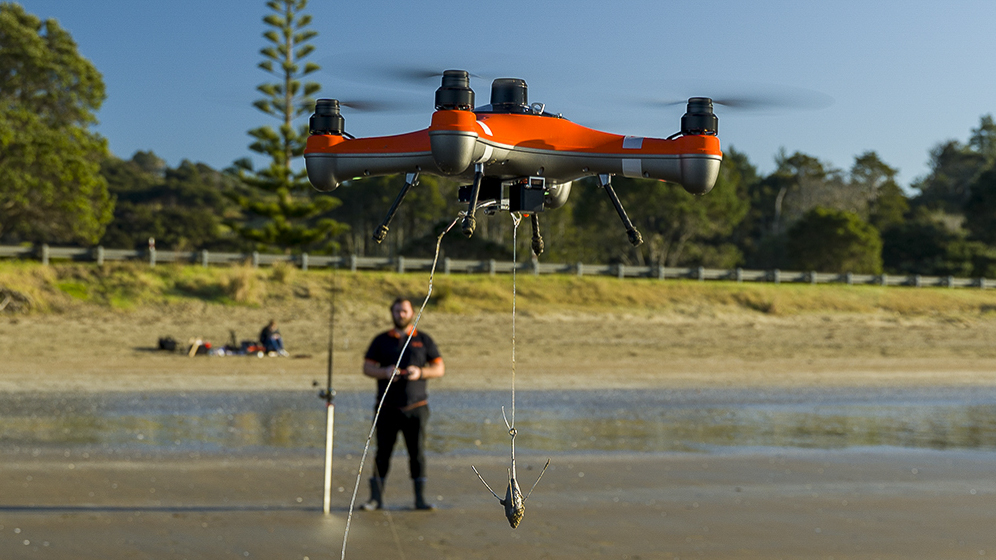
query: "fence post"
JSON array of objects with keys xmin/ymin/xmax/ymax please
[
  {"xmin": 488, "ymin": 259, "xmax": 496, "ymax": 277},
  {"xmin": 736, "ymin": 267, "xmax": 743, "ymax": 283},
  {"xmin": 95, "ymin": 246, "xmax": 105, "ymax": 266},
  {"xmin": 772, "ymin": 269, "xmax": 780, "ymax": 284},
  {"xmin": 946, "ymin": 275, "xmax": 954, "ymax": 288},
  {"xmin": 617, "ymin": 263, "xmax": 625, "ymax": 279},
  {"xmin": 200, "ymin": 249, "xmax": 209, "ymax": 268},
  {"xmin": 810, "ymin": 271, "xmax": 817, "ymax": 285},
  {"xmin": 149, "ymin": 248, "xmax": 156, "ymax": 267},
  {"xmin": 697, "ymin": 266, "xmax": 705, "ymax": 282},
  {"xmin": 396, "ymin": 256, "xmax": 405, "ymax": 274},
  {"xmin": 845, "ymin": 272, "xmax": 853, "ymax": 285},
  {"xmin": 913, "ymin": 274, "xmax": 921, "ymax": 287},
  {"xmin": 658, "ymin": 265, "xmax": 665, "ymax": 280},
  {"xmin": 532, "ymin": 258, "xmax": 540, "ymax": 275},
  {"xmin": 349, "ymin": 254, "xmax": 358, "ymax": 272},
  {"xmin": 980, "ymin": 278, "xmax": 987, "ymax": 289},
  {"xmin": 252, "ymin": 251, "xmax": 260, "ymax": 268},
  {"xmin": 880, "ymin": 273, "xmax": 888, "ymax": 286},
  {"xmin": 576, "ymin": 262, "xmax": 584, "ymax": 277},
  {"xmin": 40, "ymin": 244, "xmax": 50, "ymax": 265},
  {"xmin": 444, "ymin": 257, "xmax": 451, "ymax": 275}
]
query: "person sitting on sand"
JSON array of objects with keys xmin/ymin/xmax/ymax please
[{"xmin": 260, "ymin": 320, "xmax": 289, "ymax": 357}]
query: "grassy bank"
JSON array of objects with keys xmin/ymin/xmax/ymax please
[{"xmin": 3, "ymin": 260, "xmax": 996, "ymax": 319}]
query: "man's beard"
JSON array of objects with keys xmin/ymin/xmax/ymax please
[{"xmin": 393, "ymin": 316, "xmax": 411, "ymax": 329}]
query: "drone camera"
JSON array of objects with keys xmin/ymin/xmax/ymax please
[
  {"xmin": 680, "ymin": 97, "xmax": 718, "ymax": 136},
  {"xmin": 435, "ymin": 70, "xmax": 475, "ymax": 111},
  {"xmin": 310, "ymin": 99, "xmax": 345, "ymax": 135}
]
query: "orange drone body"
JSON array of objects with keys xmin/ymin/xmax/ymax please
[
  {"xmin": 305, "ymin": 110, "xmax": 723, "ymax": 194},
  {"xmin": 305, "ymin": 108, "xmax": 723, "ymax": 199},
  {"xmin": 303, "ymin": 71, "xmax": 724, "ymax": 247}
]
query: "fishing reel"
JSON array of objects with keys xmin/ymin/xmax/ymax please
[{"xmin": 313, "ymin": 380, "xmax": 336, "ymax": 402}]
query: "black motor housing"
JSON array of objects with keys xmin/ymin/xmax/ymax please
[
  {"xmin": 435, "ymin": 70, "xmax": 475, "ymax": 111},
  {"xmin": 681, "ymin": 97, "xmax": 718, "ymax": 136},
  {"xmin": 490, "ymin": 78, "xmax": 529, "ymax": 113},
  {"xmin": 310, "ymin": 99, "xmax": 344, "ymax": 135}
]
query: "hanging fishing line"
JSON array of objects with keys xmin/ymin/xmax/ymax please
[
  {"xmin": 471, "ymin": 212, "xmax": 550, "ymax": 528},
  {"xmin": 339, "ymin": 213, "xmax": 461, "ymax": 560},
  {"xmin": 510, "ymin": 212, "xmax": 521, "ymax": 432}
]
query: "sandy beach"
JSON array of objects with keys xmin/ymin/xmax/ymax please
[
  {"xmin": 2, "ymin": 302, "xmax": 996, "ymax": 393},
  {"xmin": 3, "ymin": 303, "xmax": 996, "ymax": 558}
]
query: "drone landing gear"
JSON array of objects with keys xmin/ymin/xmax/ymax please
[
  {"xmin": 461, "ymin": 163, "xmax": 485, "ymax": 238},
  {"xmin": 530, "ymin": 213, "xmax": 544, "ymax": 256},
  {"xmin": 598, "ymin": 174, "xmax": 643, "ymax": 247},
  {"xmin": 373, "ymin": 171, "xmax": 420, "ymax": 244}
]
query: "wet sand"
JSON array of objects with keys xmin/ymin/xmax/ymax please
[
  {"xmin": 3, "ymin": 449, "xmax": 996, "ymax": 559},
  {"xmin": 3, "ymin": 305, "xmax": 996, "ymax": 558}
]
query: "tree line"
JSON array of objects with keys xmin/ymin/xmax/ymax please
[{"xmin": 3, "ymin": 1, "xmax": 995, "ymax": 277}]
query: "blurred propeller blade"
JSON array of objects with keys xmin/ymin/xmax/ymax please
[
  {"xmin": 338, "ymin": 99, "xmax": 422, "ymax": 113},
  {"xmin": 323, "ymin": 56, "xmax": 492, "ymax": 89},
  {"xmin": 646, "ymin": 84, "xmax": 833, "ymax": 113}
]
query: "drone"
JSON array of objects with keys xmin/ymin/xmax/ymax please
[{"xmin": 304, "ymin": 70, "xmax": 723, "ymax": 254}]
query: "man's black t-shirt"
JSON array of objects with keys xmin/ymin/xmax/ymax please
[{"xmin": 364, "ymin": 328, "xmax": 441, "ymax": 408}]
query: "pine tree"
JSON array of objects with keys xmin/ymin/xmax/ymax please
[{"xmin": 231, "ymin": 0, "xmax": 343, "ymax": 252}]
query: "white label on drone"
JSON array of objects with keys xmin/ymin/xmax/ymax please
[
  {"xmin": 477, "ymin": 120, "xmax": 493, "ymax": 136},
  {"xmin": 622, "ymin": 136, "xmax": 644, "ymax": 149},
  {"xmin": 476, "ymin": 144, "xmax": 494, "ymax": 163},
  {"xmin": 622, "ymin": 159, "xmax": 643, "ymax": 178}
]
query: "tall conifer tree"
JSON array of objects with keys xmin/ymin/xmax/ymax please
[{"xmin": 231, "ymin": 0, "xmax": 342, "ymax": 251}]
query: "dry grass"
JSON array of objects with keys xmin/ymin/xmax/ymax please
[{"xmin": 2, "ymin": 261, "xmax": 996, "ymax": 319}]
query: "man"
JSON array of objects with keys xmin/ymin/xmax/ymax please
[
  {"xmin": 362, "ymin": 297, "xmax": 445, "ymax": 511},
  {"xmin": 260, "ymin": 319, "xmax": 288, "ymax": 357}
]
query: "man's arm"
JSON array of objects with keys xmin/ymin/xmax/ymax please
[{"xmin": 363, "ymin": 359, "xmax": 396, "ymax": 380}]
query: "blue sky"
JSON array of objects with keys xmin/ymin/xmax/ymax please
[{"xmin": 15, "ymin": 0, "xmax": 996, "ymax": 188}]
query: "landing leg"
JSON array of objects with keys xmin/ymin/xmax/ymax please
[
  {"xmin": 373, "ymin": 171, "xmax": 420, "ymax": 244},
  {"xmin": 598, "ymin": 174, "xmax": 643, "ymax": 247},
  {"xmin": 530, "ymin": 214, "xmax": 544, "ymax": 256},
  {"xmin": 461, "ymin": 163, "xmax": 485, "ymax": 238}
]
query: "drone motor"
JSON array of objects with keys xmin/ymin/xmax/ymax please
[
  {"xmin": 490, "ymin": 78, "xmax": 529, "ymax": 113},
  {"xmin": 310, "ymin": 98, "xmax": 344, "ymax": 136},
  {"xmin": 435, "ymin": 70, "xmax": 475, "ymax": 111},
  {"xmin": 680, "ymin": 97, "xmax": 718, "ymax": 136}
]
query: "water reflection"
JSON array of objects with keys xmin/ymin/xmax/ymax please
[{"xmin": 3, "ymin": 388, "xmax": 996, "ymax": 455}]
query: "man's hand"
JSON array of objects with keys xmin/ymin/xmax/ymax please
[{"xmin": 404, "ymin": 365, "xmax": 422, "ymax": 381}]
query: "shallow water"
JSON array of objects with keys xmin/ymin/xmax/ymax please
[{"xmin": 3, "ymin": 387, "xmax": 996, "ymax": 456}]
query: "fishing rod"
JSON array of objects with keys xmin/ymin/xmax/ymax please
[{"xmin": 316, "ymin": 264, "xmax": 338, "ymax": 515}]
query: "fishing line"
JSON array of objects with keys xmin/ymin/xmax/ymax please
[
  {"xmin": 510, "ymin": 212, "xmax": 521, "ymax": 431},
  {"xmin": 340, "ymin": 213, "xmax": 461, "ymax": 560},
  {"xmin": 471, "ymin": 212, "xmax": 550, "ymax": 528}
]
